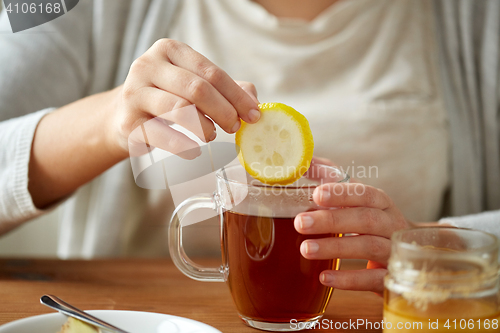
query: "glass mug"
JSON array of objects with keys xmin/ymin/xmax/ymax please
[
  {"xmin": 169, "ymin": 164, "xmax": 349, "ymax": 331},
  {"xmin": 384, "ymin": 227, "xmax": 500, "ymax": 332}
]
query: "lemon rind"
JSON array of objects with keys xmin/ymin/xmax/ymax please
[{"xmin": 235, "ymin": 103, "xmax": 314, "ymax": 185}]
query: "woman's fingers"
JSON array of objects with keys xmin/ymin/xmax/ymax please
[
  {"xmin": 119, "ymin": 39, "xmax": 261, "ymax": 159},
  {"xmin": 236, "ymin": 81, "xmax": 259, "ymax": 104},
  {"xmin": 128, "ymin": 117, "xmax": 201, "ymax": 159},
  {"xmin": 367, "ymin": 260, "xmax": 386, "ymax": 270},
  {"xmin": 295, "ymin": 207, "xmax": 397, "ymax": 238},
  {"xmin": 300, "ymin": 235, "xmax": 391, "ymax": 265},
  {"xmin": 304, "ymin": 161, "xmax": 347, "ymax": 184},
  {"xmin": 151, "ymin": 39, "xmax": 260, "ymax": 125},
  {"xmin": 134, "ymin": 87, "xmax": 216, "ymax": 142},
  {"xmin": 320, "ymin": 268, "xmax": 387, "ymax": 294},
  {"xmin": 311, "ymin": 156, "xmax": 338, "ymax": 167},
  {"xmin": 313, "ymin": 183, "xmax": 392, "ymax": 210},
  {"xmin": 150, "ymin": 62, "xmax": 241, "ymax": 133}
]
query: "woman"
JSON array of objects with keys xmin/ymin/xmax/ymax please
[{"xmin": 0, "ymin": 0, "xmax": 499, "ymax": 295}]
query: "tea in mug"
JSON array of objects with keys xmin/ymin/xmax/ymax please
[{"xmin": 222, "ymin": 210, "xmax": 341, "ymax": 323}]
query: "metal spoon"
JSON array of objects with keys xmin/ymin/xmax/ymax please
[{"xmin": 40, "ymin": 295, "xmax": 131, "ymax": 333}]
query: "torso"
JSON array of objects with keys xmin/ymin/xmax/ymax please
[{"xmin": 168, "ymin": 0, "xmax": 449, "ymax": 222}]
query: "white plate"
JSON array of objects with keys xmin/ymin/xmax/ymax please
[{"xmin": 0, "ymin": 310, "xmax": 222, "ymax": 333}]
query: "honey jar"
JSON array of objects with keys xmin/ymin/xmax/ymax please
[{"xmin": 384, "ymin": 228, "xmax": 500, "ymax": 332}]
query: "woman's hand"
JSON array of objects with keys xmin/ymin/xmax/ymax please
[
  {"xmin": 294, "ymin": 183, "xmax": 413, "ymax": 295},
  {"xmin": 109, "ymin": 38, "xmax": 260, "ymax": 158},
  {"xmin": 29, "ymin": 38, "xmax": 260, "ymax": 208}
]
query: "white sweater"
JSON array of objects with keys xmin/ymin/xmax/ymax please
[{"xmin": 0, "ymin": 0, "xmax": 499, "ymax": 258}]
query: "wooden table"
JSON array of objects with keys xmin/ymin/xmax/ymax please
[{"xmin": 0, "ymin": 258, "xmax": 383, "ymax": 332}]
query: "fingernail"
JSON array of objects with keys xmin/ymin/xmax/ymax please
[
  {"xmin": 299, "ymin": 215, "xmax": 314, "ymax": 229},
  {"xmin": 304, "ymin": 241, "xmax": 319, "ymax": 254},
  {"xmin": 248, "ymin": 109, "xmax": 261, "ymax": 123},
  {"xmin": 319, "ymin": 189, "xmax": 330, "ymax": 202},
  {"xmin": 321, "ymin": 273, "xmax": 334, "ymax": 284},
  {"xmin": 209, "ymin": 130, "xmax": 217, "ymax": 141},
  {"xmin": 231, "ymin": 121, "xmax": 241, "ymax": 133}
]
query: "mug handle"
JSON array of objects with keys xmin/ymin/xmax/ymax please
[{"xmin": 168, "ymin": 193, "xmax": 225, "ymax": 282}]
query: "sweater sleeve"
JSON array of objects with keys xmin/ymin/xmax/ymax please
[
  {"xmin": 0, "ymin": 2, "xmax": 93, "ymax": 231},
  {"xmin": 0, "ymin": 109, "xmax": 54, "ymax": 233},
  {"xmin": 439, "ymin": 210, "xmax": 500, "ymax": 241}
]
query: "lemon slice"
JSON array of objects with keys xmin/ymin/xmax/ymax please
[
  {"xmin": 59, "ymin": 317, "xmax": 98, "ymax": 333},
  {"xmin": 235, "ymin": 103, "xmax": 314, "ymax": 185}
]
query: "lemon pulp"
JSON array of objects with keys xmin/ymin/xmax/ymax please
[{"xmin": 235, "ymin": 103, "xmax": 314, "ymax": 185}]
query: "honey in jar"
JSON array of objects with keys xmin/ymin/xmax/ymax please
[{"xmin": 383, "ymin": 228, "xmax": 500, "ymax": 332}]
